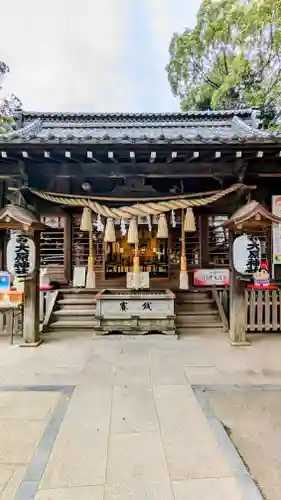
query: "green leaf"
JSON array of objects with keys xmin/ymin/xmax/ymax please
[{"xmin": 167, "ymin": 0, "xmax": 281, "ymax": 122}]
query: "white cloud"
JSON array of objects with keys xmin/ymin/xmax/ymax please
[
  {"xmin": 1, "ymin": 0, "xmax": 132, "ymax": 111},
  {"xmin": 1, "ymin": 0, "xmax": 202, "ymax": 112}
]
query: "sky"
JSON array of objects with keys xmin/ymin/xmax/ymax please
[{"xmin": 1, "ymin": 0, "xmax": 201, "ymax": 113}]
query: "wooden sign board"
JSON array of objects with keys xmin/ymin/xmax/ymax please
[
  {"xmin": 194, "ymin": 268, "xmax": 229, "ymax": 286},
  {"xmin": 73, "ymin": 266, "xmax": 86, "ymax": 288}
]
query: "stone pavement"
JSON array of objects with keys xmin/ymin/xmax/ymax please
[{"xmin": 0, "ymin": 331, "xmax": 280, "ymax": 499}]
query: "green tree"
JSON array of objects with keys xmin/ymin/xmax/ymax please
[{"xmin": 167, "ymin": 0, "xmax": 281, "ymax": 126}]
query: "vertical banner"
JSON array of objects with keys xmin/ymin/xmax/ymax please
[{"xmin": 272, "ymin": 196, "xmax": 281, "ymax": 276}]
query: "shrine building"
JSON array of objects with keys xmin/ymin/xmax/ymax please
[{"xmin": 1, "ymin": 106, "xmax": 281, "ymax": 338}]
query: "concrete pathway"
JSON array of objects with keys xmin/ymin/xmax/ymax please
[{"xmin": 0, "ymin": 331, "xmax": 280, "ymax": 499}]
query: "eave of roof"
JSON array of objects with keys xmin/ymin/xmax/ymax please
[{"xmin": 0, "ymin": 107, "xmax": 280, "ymax": 145}]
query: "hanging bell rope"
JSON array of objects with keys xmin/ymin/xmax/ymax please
[
  {"xmin": 157, "ymin": 214, "xmax": 168, "ymax": 239},
  {"xmin": 104, "ymin": 218, "xmax": 116, "ymax": 243},
  {"xmin": 80, "ymin": 207, "xmax": 92, "ymax": 232},
  {"xmin": 127, "ymin": 217, "xmax": 138, "ymax": 244},
  {"xmin": 184, "ymin": 208, "xmax": 196, "ymax": 232}
]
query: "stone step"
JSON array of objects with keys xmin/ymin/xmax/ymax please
[
  {"xmin": 176, "ymin": 298, "xmax": 214, "ymax": 304},
  {"xmin": 57, "ymin": 299, "xmax": 96, "ymax": 306},
  {"xmin": 176, "ymin": 310, "xmax": 218, "ymax": 316},
  {"xmin": 176, "ymin": 315, "xmax": 221, "ymax": 326},
  {"xmin": 176, "ymin": 294, "xmax": 212, "ymax": 303},
  {"xmin": 60, "ymin": 288, "xmax": 99, "ymax": 293},
  {"xmin": 53, "ymin": 309, "xmax": 96, "ymax": 317},
  {"xmin": 175, "ymin": 302, "xmax": 217, "ymax": 312},
  {"xmin": 59, "ymin": 296, "xmax": 97, "ymax": 303},
  {"xmin": 49, "ymin": 320, "xmax": 97, "ymax": 329},
  {"xmin": 176, "ymin": 326, "xmax": 224, "ymax": 335}
]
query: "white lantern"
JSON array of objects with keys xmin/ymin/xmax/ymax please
[
  {"xmin": 233, "ymin": 234, "xmax": 261, "ymax": 275},
  {"xmin": 6, "ymin": 233, "xmax": 36, "ymax": 278}
]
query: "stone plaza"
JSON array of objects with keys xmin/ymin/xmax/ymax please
[{"xmin": 0, "ymin": 331, "xmax": 280, "ymax": 499}]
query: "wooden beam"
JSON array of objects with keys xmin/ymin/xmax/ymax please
[
  {"xmin": 86, "ymin": 151, "xmax": 102, "ymax": 163},
  {"xmin": 183, "ymin": 151, "xmax": 200, "ymax": 162},
  {"xmin": 167, "ymin": 151, "xmax": 177, "ymax": 163},
  {"xmin": 257, "ymin": 173, "xmax": 281, "ymax": 177},
  {"xmin": 0, "ymin": 164, "xmax": 23, "ymax": 176},
  {"xmin": 150, "ymin": 152, "xmax": 156, "ymax": 163},
  {"xmin": 129, "ymin": 151, "xmax": 136, "ymax": 162},
  {"xmin": 108, "ymin": 151, "xmax": 118, "ymax": 163},
  {"xmin": 19, "ymin": 161, "xmax": 237, "ymax": 179}
]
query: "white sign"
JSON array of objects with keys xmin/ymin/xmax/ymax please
[
  {"xmin": 101, "ymin": 298, "xmax": 174, "ymax": 316},
  {"xmin": 194, "ymin": 268, "xmax": 229, "ymax": 286},
  {"xmin": 272, "ymin": 196, "xmax": 281, "ymax": 265},
  {"xmin": 73, "ymin": 266, "xmax": 86, "ymax": 288},
  {"xmin": 233, "ymin": 234, "xmax": 261, "ymax": 275},
  {"xmin": 127, "ymin": 272, "xmax": 149, "ymax": 289},
  {"xmin": 6, "ymin": 233, "xmax": 35, "ymax": 277}
]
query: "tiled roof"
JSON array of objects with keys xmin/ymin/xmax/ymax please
[{"xmin": 0, "ymin": 108, "xmax": 280, "ymax": 145}]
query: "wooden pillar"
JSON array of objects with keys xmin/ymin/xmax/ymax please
[
  {"xmin": 200, "ymin": 214, "xmax": 209, "ymax": 268},
  {"xmin": 64, "ymin": 212, "xmax": 72, "ymax": 284},
  {"xmin": 0, "ymin": 181, "xmax": 6, "ymax": 270},
  {"xmin": 22, "ymin": 231, "xmax": 42, "ymax": 346},
  {"xmin": 229, "ymin": 231, "xmax": 249, "ymax": 345}
]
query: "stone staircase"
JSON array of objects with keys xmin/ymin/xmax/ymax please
[
  {"xmin": 47, "ymin": 289, "xmax": 98, "ymax": 333},
  {"xmin": 175, "ymin": 290, "xmax": 224, "ymax": 334},
  {"xmin": 46, "ymin": 288, "xmax": 225, "ymax": 336}
]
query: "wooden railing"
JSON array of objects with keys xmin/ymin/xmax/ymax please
[
  {"xmin": 216, "ymin": 287, "xmax": 229, "ymax": 328},
  {"xmin": 212, "ymin": 287, "xmax": 229, "ymax": 331},
  {"xmin": 246, "ymin": 289, "xmax": 281, "ymax": 332}
]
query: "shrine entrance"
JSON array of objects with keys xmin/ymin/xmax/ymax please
[{"xmin": 105, "ymin": 222, "xmax": 168, "ymax": 278}]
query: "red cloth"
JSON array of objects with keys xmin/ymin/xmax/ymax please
[
  {"xmin": 40, "ymin": 286, "xmax": 54, "ymax": 291},
  {"xmin": 246, "ymin": 284, "xmax": 278, "ymax": 290}
]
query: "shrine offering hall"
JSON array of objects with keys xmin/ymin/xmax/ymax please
[
  {"xmin": 1, "ymin": 108, "xmax": 280, "ymax": 286},
  {"xmin": 2, "ymin": 107, "xmax": 281, "ymax": 339}
]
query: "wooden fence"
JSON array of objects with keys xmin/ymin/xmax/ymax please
[
  {"xmin": 246, "ymin": 289, "xmax": 281, "ymax": 332},
  {"xmin": 206, "ymin": 287, "xmax": 281, "ymax": 333}
]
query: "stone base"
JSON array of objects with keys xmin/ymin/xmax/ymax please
[
  {"xmin": 229, "ymin": 340, "xmax": 251, "ymax": 347},
  {"xmin": 19, "ymin": 339, "xmax": 44, "ymax": 348},
  {"xmin": 94, "ymin": 315, "xmax": 176, "ymax": 336}
]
